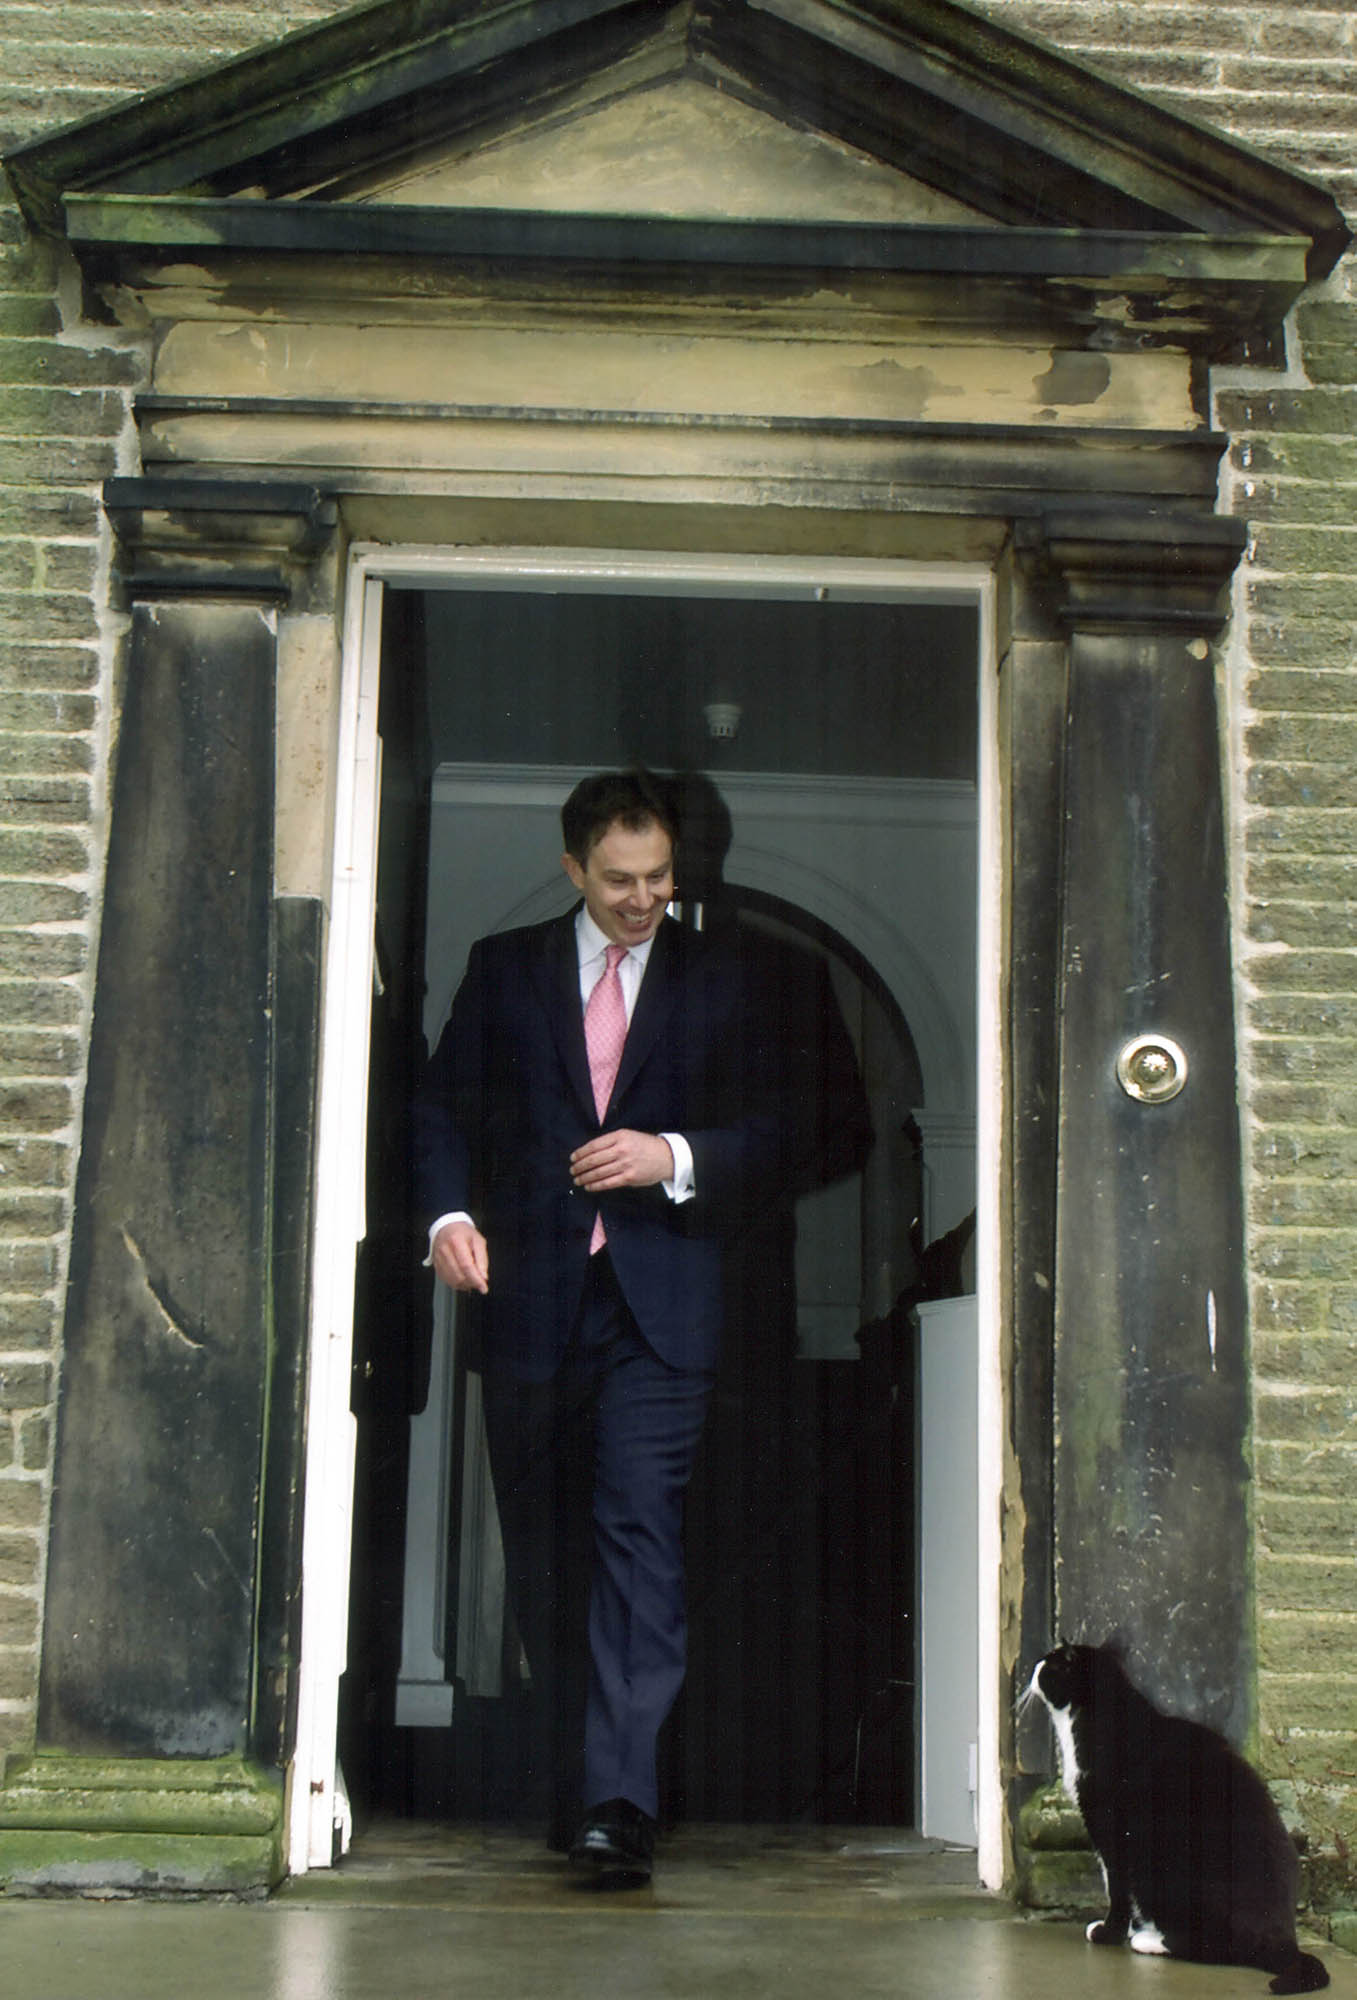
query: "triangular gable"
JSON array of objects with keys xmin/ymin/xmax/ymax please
[
  {"xmin": 3, "ymin": 0, "xmax": 1348, "ymax": 334},
  {"xmin": 364, "ymin": 74, "xmax": 989, "ymax": 225}
]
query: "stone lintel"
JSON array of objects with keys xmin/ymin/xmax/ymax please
[
  {"xmin": 129, "ymin": 411, "xmax": 1231, "ymax": 531},
  {"xmin": 103, "ymin": 475, "xmax": 337, "ymax": 604}
]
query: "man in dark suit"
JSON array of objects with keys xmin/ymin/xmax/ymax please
[{"xmin": 414, "ymin": 770, "xmax": 779, "ymax": 1881}]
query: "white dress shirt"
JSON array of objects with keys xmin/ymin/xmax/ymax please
[{"xmin": 426, "ymin": 908, "xmax": 694, "ymax": 1256}]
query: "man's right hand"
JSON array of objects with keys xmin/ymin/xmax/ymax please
[{"xmin": 431, "ymin": 1219, "xmax": 490, "ymax": 1294}]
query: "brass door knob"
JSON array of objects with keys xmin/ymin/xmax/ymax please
[{"xmin": 1116, "ymin": 1034, "xmax": 1188, "ymax": 1104}]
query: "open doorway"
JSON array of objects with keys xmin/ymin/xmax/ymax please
[{"xmin": 322, "ymin": 557, "xmax": 986, "ymax": 1856}]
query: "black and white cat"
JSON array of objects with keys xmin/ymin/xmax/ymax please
[{"xmin": 1026, "ymin": 1642, "xmax": 1329, "ymax": 1995}]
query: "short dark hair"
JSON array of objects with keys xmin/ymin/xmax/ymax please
[{"xmin": 561, "ymin": 769, "xmax": 677, "ymax": 864}]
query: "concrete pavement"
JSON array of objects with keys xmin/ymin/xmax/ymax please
[{"xmin": 2, "ymin": 1822, "xmax": 1351, "ymax": 2000}]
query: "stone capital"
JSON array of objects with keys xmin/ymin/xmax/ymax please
[
  {"xmin": 1021, "ymin": 509, "xmax": 1247, "ymax": 637},
  {"xmin": 103, "ymin": 476, "xmax": 338, "ymax": 605}
]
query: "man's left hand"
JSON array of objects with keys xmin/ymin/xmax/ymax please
[{"xmin": 570, "ymin": 1130, "xmax": 675, "ymax": 1192}]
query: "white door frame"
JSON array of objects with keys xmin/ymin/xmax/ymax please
[{"xmin": 289, "ymin": 542, "xmax": 1005, "ymax": 1888}]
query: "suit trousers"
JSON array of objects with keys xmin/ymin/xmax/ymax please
[{"xmin": 480, "ymin": 1250, "xmax": 715, "ymax": 1824}]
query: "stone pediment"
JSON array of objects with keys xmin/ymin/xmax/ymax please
[
  {"xmin": 365, "ymin": 72, "xmax": 988, "ymax": 226},
  {"xmin": 3, "ymin": 0, "xmax": 1348, "ymax": 352}
]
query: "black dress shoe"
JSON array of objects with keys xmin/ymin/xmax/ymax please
[{"xmin": 568, "ymin": 1797, "xmax": 656, "ymax": 1885}]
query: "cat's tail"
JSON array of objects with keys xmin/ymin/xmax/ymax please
[{"xmin": 1267, "ymin": 1947, "xmax": 1329, "ymax": 1994}]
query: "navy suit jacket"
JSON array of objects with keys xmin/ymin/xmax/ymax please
[{"xmin": 414, "ymin": 910, "xmax": 781, "ymax": 1379}]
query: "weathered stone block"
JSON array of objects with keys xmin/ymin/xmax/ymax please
[
  {"xmin": 0, "ymin": 691, "xmax": 96, "ymax": 734},
  {"xmin": 1014, "ymin": 1844, "xmax": 1104, "ymax": 1910},
  {"xmin": 0, "ymin": 1482, "xmax": 43, "ymax": 1533},
  {"xmin": 0, "ymin": 337, "xmax": 139, "ymax": 388},
  {"xmin": 0, "ymin": 1593, "xmax": 36, "ymax": 1645},
  {"xmin": 1251, "ymin": 526, "xmax": 1357, "ymax": 577},
  {"xmin": 1255, "ymin": 1231, "xmax": 1357, "ymax": 1282},
  {"xmin": 1260, "ymin": 1617, "xmax": 1357, "ymax": 1675},
  {"xmin": 1248, "ymin": 767, "xmax": 1357, "ymax": 810},
  {"xmin": 1257, "ymin": 1495, "xmax": 1355, "ymax": 1557},
  {"xmin": 0, "ymin": 1756, "xmax": 286, "ymax": 1892},
  {"xmin": 1248, "ymin": 668, "xmax": 1357, "ymax": 712},
  {"xmin": 0, "ymin": 1707, "xmax": 35, "ymax": 1756},
  {"xmin": 0, "ymin": 438, "xmax": 117, "ymax": 484},
  {"xmin": 1247, "ymin": 715, "xmax": 1357, "ymax": 764},
  {"xmin": 1019, "ymin": 1781, "xmax": 1086, "ymax": 1850},
  {"xmin": 0, "ymin": 777, "xmax": 92, "ymax": 826},
  {"xmin": 1250, "ymin": 861, "xmax": 1357, "ymax": 907},
  {"xmin": 0, "ymin": 387, "xmax": 126, "ymax": 436},
  {"xmin": 1244, "ymin": 951, "xmax": 1357, "ymax": 997},
  {"xmin": 0, "ymin": 746, "xmax": 95, "ymax": 787},
  {"xmin": 1250, "ymin": 581, "xmax": 1357, "ymax": 629},
  {"xmin": 16, "ymin": 1414, "xmax": 47, "ymax": 1472},
  {"xmin": 1257, "ymin": 15, "xmax": 1357, "ymax": 59},
  {"xmin": 0, "ymin": 1135, "xmax": 69, "ymax": 1185},
  {"xmin": 1253, "ymin": 1182, "xmax": 1357, "ymax": 1229},
  {"xmin": 0, "ymin": 595, "xmax": 97, "ymax": 646},
  {"xmin": 1243, "ymin": 481, "xmax": 1357, "ymax": 525},
  {"xmin": 39, "ymin": 544, "xmax": 98, "ymax": 597},
  {"xmin": 0, "ymin": 1299, "xmax": 57, "ymax": 1349},
  {"xmin": 0, "ymin": 1363, "xmax": 46, "ymax": 1409},
  {"xmin": 0, "ymin": 228, "xmax": 59, "ymax": 291},
  {"xmin": 1254, "ymin": 1129, "xmax": 1357, "ymax": 1177},
  {"xmin": 1238, "ymin": 440, "xmax": 1357, "ymax": 489},
  {"xmin": 1249, "ymin": 1085, "xmax": 1332, "ymax": 1126},
  {"xmin": 0, "ymin": 295, "xmax": 60, "ymax": 338},
  {"xmin": 0, "ymin": 644, "xmax": 99, "ymax": 691},
  {"xmin": 0, "ymin": 932, "xmax": 85, "ymax": 977},
  {"xmin": 0, "ymin": 1652, "xmax": 37, "ymax": 1701},
  {"xmin": 1255, "ymin": 1385, "xmax": 1357, "ymax": 1445},
  {"xmin": 998, "ymin": 3, "xmax": 1251, "ymax": 54},
  {"xmin": 1252, "ymin": 1042, "xmax": 1357, "ymax": 1085},
  {"xmin": 0, "ymin": 983, "xmax": 80, "ymax": 1027},
  {"xmin": 1267, "ymin": 1733, "xmax": 1357, "ymax": 1794},
  {"xmin": 0, "ymin": 1243, "xmax": 57, "ymax": 1290},
  {"xmin": 1257, "ymin": 1442, "xmax": 1357, "ymax": 1502},
  {"xmin": 0, "ymin": 1083, "xmax": 70, "ymax": 1131},
  {"xmin": 1219, "ymin": 387, "xmax": 1357, "ymax": 435},
  {"xmin": 1257, "ymin": 1553, "xmax": 1357, "ymax": 1613},
  {"xmin": 0, "ymin": 1826, "xmax": 283, "ymax": 1894},
  {"xmin": 1250, "ymin": 905, "xmax": 1357, "ymax": 949},
  {"xmin": 0, "ymin": 1195, "xmax": 65, "ymax": 1239},
  {"xmin": 1246, "ymin": 809, "xmax": 1357, "ymax": 860},
  {"xmin": 0, "ymin": 1532, "xmax": 36, "ymax": 1587},
  {"xmin": 0, "ymin": 1029, "xmax": 83, "ymax": 1076},
  {"xmin": 43, "ymin": 596, "xmax": 276, "ymax": 1760},
  {"xmin": 0, "ymin": 541, "xmax": 36, "ymax": 592},
  {"xmin": 1255, "ymin": 1332, "xmax": 1357, "ymax": 1391}
]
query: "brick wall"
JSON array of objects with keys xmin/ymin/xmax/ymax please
[{"xmin": 0, "ymin": 0, "xmax": 1352, "ymax": 1899}]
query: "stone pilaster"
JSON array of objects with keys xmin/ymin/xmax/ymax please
[
  {"xmin": 1, "ymin": 479, "xmax": 335, "ymax": 1893},
  {"xmin": 1041, "ymin": 511, "xmax": 1250, "ymax": 1720}
]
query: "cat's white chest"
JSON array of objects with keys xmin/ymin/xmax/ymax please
[{"xmin": 1049, "ymin": 1704, "xmax": 1081, "ymax": 1803}]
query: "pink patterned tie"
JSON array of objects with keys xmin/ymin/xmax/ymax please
[{"xmin": 584, "ymin": 942, "xmax": 629, "ymax": 1252}]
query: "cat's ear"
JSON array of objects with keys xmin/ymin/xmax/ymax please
[{"xmin": 1101, "ymin": 1627, "xmax": 1130, "ymax": 1662}]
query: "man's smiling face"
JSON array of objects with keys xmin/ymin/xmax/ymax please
[{"xmin": 563, "ymin": 818, "xmax": 675, "ymax": 948}]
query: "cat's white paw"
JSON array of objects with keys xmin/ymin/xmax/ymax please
[
  {"xmin": 1086, "ymin": 1921, "xmax": 1125, "ymax": 1946},
  {"xmin": 1130, "ymin": 1924, "xmax": 1169, "ymax": 1956}
]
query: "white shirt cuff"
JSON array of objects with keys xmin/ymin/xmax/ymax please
[{"xmin": 660, "ymin": 1132, "xmax": 695, "ymax": 1204}]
